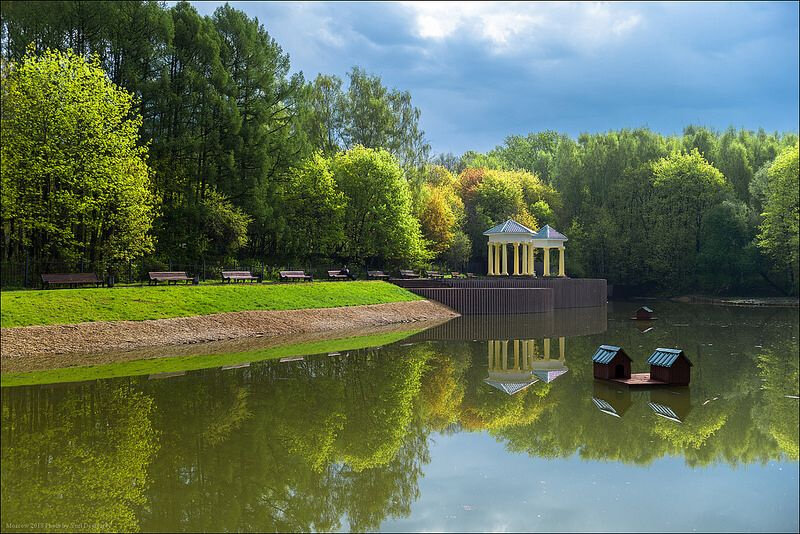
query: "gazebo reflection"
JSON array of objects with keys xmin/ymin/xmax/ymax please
[{"xmin": 484, "ymin": 336, "xmax": 569, "ymax": 395}]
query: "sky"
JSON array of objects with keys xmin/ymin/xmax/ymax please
[{"xmin": 190, "ymin": 1, "xmax": 800, "ymax": 155}]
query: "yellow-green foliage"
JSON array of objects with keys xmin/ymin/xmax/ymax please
[
  {"xmin": 757, "ymin": 143, "xmax": 800, "ymax": 293},
  {"xmin": 1, "ymin": 48, "xmax": 155, "ymax": 264}
]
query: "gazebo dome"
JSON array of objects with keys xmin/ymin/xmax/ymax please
[
  {"xmin": 532, "ymin": 224, "xmax": 568, "ymax": 241},
  {"xmin": 483, "ymin": 219, "xmax": 536, "ymax": 236}
]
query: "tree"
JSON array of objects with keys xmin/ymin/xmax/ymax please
[
  {"xmin": 648, "ymin": 150, "xmax": 731, "ymax": 288},
  {"xmin": 280, "ymin": 152, "xmax": 345, "ymax": 261},
  {"xmin": 342, "ymin": 67, "xmax": 430, "ymax": 169},
  {"xmin": 757, "ymin": 143, "xmax": 799, "ymax": 294},
  {"xmin": 332, "ymin": 146, "xmax": 429, "ymax": 265},
  {"xmin": 298, "ymin": 74, "xmax": 345, "ymax": 156},
  {"xmin": 1, "ymin": 47, "xmax": 155, "ymax": 268}
]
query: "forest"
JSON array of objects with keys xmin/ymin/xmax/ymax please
[{"xmin": 1, "ymin": 1, "xmax": 798, "ymax": 295}]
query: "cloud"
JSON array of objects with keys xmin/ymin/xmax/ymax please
[
  {"xmin": 190, "ymin": 1, "xmax": 798, "ymax": 155},
  {"xmin": 400, "ymin": 1, "xmax": 643, "ymax": 55}
]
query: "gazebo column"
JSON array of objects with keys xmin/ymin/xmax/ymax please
[
  {"xmin": 521, "ymin": 244, "xmax": 529, "ymax": 275},
  {"xmin": 487, "ymin": 243, "xmax": 494, "ymax": 275},
  {"xmin": 529, "ymin": 246, "xmax": 536, "ymax": 276},
  {"xmin": 543, "ymin": 247, "xmax": 551, "ymax": 276},
  {"xmin": 522, "ymin": 340, "xmax": 528, "ymax": 369},
  {"xmin": 559, "ymin": 337, "xmax": 565, "ymax": 361},
  {"xmin": 501, "ymin": 243, "xmax": 508, "ymax": 275},
  {"xmin": 513, "ymin": 340, "xmax": 520, "ymax": 368},
  {"xmin": 488, "ymin": 341, "xmax": 493, "ymax": 368},
  {"xmin": 502, "ymin": 340, "xmax": 508, "ymax": 369},
  {"xmin": 558, "ymin": 247, "xmax": 566, "ymax": 277},
  {"xmin": 544, "ymin": 338, "xmax": 551, "ymax": 360},
  {"xmin": 494, "ymin": 244, "xmax": 501, "ymax": 276},
  {"xmin": 512, "ymin": 242, "xmax": 520, "ymax": 275}
]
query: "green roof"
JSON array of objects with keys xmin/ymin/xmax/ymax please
[
  {"xmin": 592, "ymin": 345, "xmax": 628, "ymax": 364},
  {"xmin": 647, "ymin": 348, "xmax": 691, "ymax": 368}
]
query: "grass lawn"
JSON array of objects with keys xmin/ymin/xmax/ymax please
[
  {"xmin": 0, "ymin": 328, "xmax": 421, "ymax": 387},
  {"xmin": 0, "ymin": 281, "xmax": 422, "ymax": 327}
]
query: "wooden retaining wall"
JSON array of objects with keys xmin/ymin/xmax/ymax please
[
  {"xmin": 394, "ymin": 278, "xmax": 607, "ymax": 313},
  {"xmin": 410, "ymin": 288, "xmax": 553, "ymax": 315}
]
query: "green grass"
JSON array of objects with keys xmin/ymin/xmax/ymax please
[
  {"xmin": 0, "ymin": 281, "xmax": 422, "ymax": 327},
  {"xmin": 0, "ymin": 329, "xmax": 422, "ymax": 387}
]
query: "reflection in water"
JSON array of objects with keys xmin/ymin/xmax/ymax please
[
  {"xmin": 484, "ymin": 337, "xmax": 568, "ymax": 395},
  {"xmin": 1, "ymin": 302, "xmax": 798, "ymax": 532}
]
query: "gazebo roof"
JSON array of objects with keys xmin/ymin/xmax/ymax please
[
  {"xmin": 483, "ymin": 219, "xmax": 536, "ymax": 236},
  {"xmin": 532, "ymin": 224, "xmax": 568, "ymax": 241},
  {"xmin": 483, "ymin": 377, "xmax": 538, "ymax": 395},
  {"xmin": 533, "ymin": 369, "xmax": 569, "ymax": 383}
]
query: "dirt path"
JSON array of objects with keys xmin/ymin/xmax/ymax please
[{"xmin": 0, "ymin": 300, "xmax": 458, "ymax": 373}]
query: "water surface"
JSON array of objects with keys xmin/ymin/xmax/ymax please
[{"xmin": 2, "ymin": 302, "xmax": 798, "ymax": 532}]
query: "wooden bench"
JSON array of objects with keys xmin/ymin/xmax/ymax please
[
  {"xmin": 222, "ymin": 270, "xmax": 260, "ymax": 283},
  {"xmin": 367, "ymin": 270, "xmax": 390, "ymax": 280},
  {"xmin": 399, "ymin": 269, "xmax": 420, "ymax": 279},
  {"xmin": 427, "ymin": 270, "xmax": 445, "ymax": 279},
  {"xmin": 148, "ymin": 271, "xmax": 193, "ymax": 285},
  {"xmin": 450, "ymin": 271, "xmax": 466, "ymax": 279},
  {"xmin": 327, "ymin": 269, "xmax": 350, "ymax": 281},
  {"xmin": 280, "ymin": 270, "xmax": 312, "ymax": 282},
  {"xmin": 41, "ymin": 273, "xmax": 103, "ymax": 289}
]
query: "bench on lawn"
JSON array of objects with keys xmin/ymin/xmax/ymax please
[
  {"xmin": 427, "ymin": 270, "xmax": 445, "ymax": 279},
  {"xmin": 399, "ymin": 269, "xmax": 420, "ymax": 279},
  {"xmin": 222, "ymin": 270, "xmax": 260, "ymax": 283},
  {"xmin": 327, "ymin": 269, "xmax": 352, "ymax": 281},
  {"xmin": 450, "ymin": 271, "xmax": 466, "ymax": 279},
  {"xmin": 41, "ymin": 272, "xmax": 103, "ymax": 289},
  {"xmin": 280, "ymin": 270, "xmax": 312, "ymax": 282},
  {"xmin": 148, "ymin": 271, "xmax": 193, "ymax": 285},
  {"xmin": 367, "ymin": 270, "xmax": 390, "ymax": 280}
]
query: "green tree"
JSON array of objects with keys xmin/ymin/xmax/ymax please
[
  {"xmin": 342, "ymin": 67, "xmax": 430, "ymax": 169},
  {"xmin": 280, "ymin": 152, "xmax": 346, "ymax": 261},
  {"xmin": 0, "ymin": 47, "xmax": 155, "ymax": 268},
  {"xmin": 648, "ymin": 150, "xmax": 731, "ymax": 288},
  {"xmin": 332, "ymin": 146, "xmax": 429, "ymax": 265},
  {"xmin": 757, "ymin": 143, "xmax": 799, "ymax": 294}
]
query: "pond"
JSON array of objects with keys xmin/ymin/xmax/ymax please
[{"xmin": 1, "ymin": 302, "xmax": 798, "ymax": 532}]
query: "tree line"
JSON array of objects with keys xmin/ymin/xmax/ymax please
[{"xmin": 1, "ymin": 1, "xmax": 798, "ymax": 294}]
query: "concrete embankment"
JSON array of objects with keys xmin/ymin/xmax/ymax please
[{"xmin": 0, "ymin": 300, "xmax": 458, "ymax": 373}]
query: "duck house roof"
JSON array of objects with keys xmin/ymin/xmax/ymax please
[
  {"xmin": 592, "ymin": 345, "xmax": 629, "ymax": 364},
  {"xmin": 647, "ymin": 348, "xmax": 692, "ymax": 367}
]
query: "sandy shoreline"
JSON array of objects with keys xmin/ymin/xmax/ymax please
[{"xmin": 0, "ymin": 300, "xmax": 459, "ymax": 373}]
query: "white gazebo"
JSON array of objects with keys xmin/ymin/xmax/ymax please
[{"xmin": 483, "ymin": 219, "xmax": 568, "ymax": 277}]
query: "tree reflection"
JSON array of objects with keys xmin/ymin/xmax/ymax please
[
  {"xmin": 1, "ymin": 382, "xmax": 158, "ymax": 532},
  {"xmin": 1, "ymin": 304, "xmax": 798, "ymax": 531}
]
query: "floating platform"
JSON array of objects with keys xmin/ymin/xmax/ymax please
[{"xmin": 608, "ymin": 373, "xmax": 669, "ymax": 388}]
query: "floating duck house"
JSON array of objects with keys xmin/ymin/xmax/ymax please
[
  {"xmin": 632, "ymin": 306, "xmax": 656, "ymax": 320},
  {"xmin": 592, "ymin": 345, "xmax": 691, "ymax": 387},
  {"xmin": 648, "ymin": 348, "xmax": 692, "ymax": 386},
  {"xmin": 592, "ymin": 345, "xmax": 631, "ymax": 380}
]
